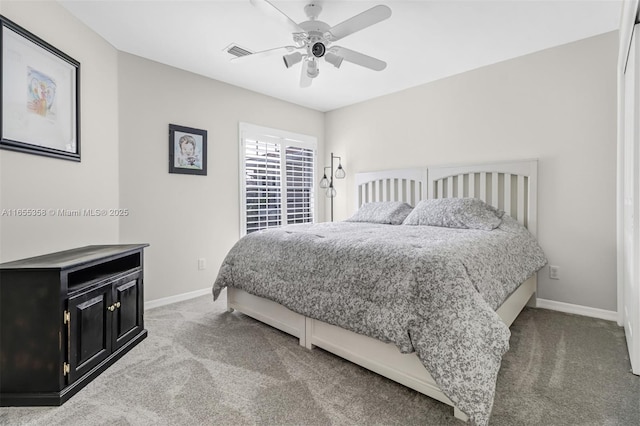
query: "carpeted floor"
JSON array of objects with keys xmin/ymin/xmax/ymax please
[{"xmin": 1, "ymin": 291, "xmax": 638, "ymax": 425}]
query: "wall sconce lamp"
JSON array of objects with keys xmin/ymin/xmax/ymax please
[{"xmin": 319, "ymin": 152, "xmax": 345, "ymax": 221}]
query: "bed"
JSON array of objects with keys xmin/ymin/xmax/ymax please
[{"xmin": 212, "ymin": 159, "xmax": 545, "ymax": 425}]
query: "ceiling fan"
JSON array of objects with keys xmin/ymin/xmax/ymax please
[{"xmin": 233, "ymin": 0, "xmax": 392, "ymax": 87}]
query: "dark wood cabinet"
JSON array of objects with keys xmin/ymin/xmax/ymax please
[{"xmin": 0, "ymin": 244, "xmax": 148, "ymax": 406}]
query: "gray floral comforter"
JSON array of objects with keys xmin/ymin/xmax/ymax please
[{"xmin": 212, "ymin": 216, "xmax": 547, "ymax": 425}]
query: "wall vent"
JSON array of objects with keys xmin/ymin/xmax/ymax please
[{"xmin": 225, "ymin": 44, "xmax": 253, "ymax": 58}]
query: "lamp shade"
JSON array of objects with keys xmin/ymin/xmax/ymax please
[
  {"xmin": 335, "ymin": 164, "xmax": 346, "ymax": 179},
  {"xmin": 319, "ymin": 174, "xmax": 330, "ymax": 188},
  {"xmin": 283, "ymin": 52, "xmax": 303, "ymax": 68}
]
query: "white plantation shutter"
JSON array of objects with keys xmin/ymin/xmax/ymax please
[
  {"xmin": 239, "ymin": 123, "xmax": 317, "ymax": 236},
  {"xmin": 285, "ymin": 146, "xmax": 314, "ymax": 224},
  {"xmin": 244, "ymin": 139, "xmax": 282, "ymax": 233}
]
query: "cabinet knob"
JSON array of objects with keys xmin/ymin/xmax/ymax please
[
  {"xmin": 115, "ymin": 302, "xmax": 121, "ymax": 309},
  {"xmin": 107, "ymin": 304, "xmax": 115, "ymax": 312}
]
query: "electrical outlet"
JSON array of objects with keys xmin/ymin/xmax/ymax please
[
  {"xmin": 549, "ymin": 265, "xmax": 560, "ymax": 280},
  {"xmin": 198, "ymin": 258, "xmax": 206, "ymax": 270}
]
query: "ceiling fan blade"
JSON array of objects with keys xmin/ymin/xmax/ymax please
[
  {"xmin": 250, "ymin": 0, "xmax": 306, "ymax": 34},
  {"xmin": 300, "ymin": 60, "xmax": 312, "ymax": 88},
  {"xmin": 330, "ymin": 46, "xmax": 386, "ymax": 71},
  {"xmin": 231, "ymin": 45, "xmax": 298, "ymax": 62},
  {"xmin": 327, "ymin": 5, "xmax": 391, "ymax": 41}
]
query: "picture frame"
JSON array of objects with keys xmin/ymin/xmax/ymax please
[
  {"xmin": 168, "ymin": 124, "xmax": 207, "ymax": 176},
  {"xmin": 1, "ymin": 15, "xmax": 80, "ymax": 161}
]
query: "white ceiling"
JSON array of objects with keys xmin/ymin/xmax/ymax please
[{"xmin": 58, "ymin": 0, "xmax": 622, "ymax": 112}]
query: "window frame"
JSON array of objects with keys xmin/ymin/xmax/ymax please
[{"xmin": 239, "ymin": 122, "xmax": 318, "ymax": 237}]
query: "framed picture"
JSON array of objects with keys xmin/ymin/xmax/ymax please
[
  {"xmin": 1, "ymin": 15, "xmax": 80, "ymax": 161},
  {"xmin": 169, "ymin": 124, "xmax": 207, "ymax": 176}
]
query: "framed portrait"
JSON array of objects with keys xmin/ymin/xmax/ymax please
[
  {"xmin": 1, "ymin": 15, "xmax": 80, "ymax": 161},
  {"xmin": 169, "ymin": 124, "xmax": 207, "ymax": 176}
]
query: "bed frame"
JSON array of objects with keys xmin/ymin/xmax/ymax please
[{"xmin": 227, "ymin": 159, "xmax": 538, "ymax": 422}]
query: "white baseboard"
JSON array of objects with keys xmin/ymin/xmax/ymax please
[
  {"xmin": 536, "ymin": 298, "xmax": 618, "ymax": 322},
  {"xmin": 145, "ymin": 287, "xmax": 211, "ymax": 310},
  {"xmin": 143, "ymin": 289, "xmax": 619, "ymax": 323}
]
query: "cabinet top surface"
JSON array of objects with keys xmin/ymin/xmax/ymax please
[{"xmin": 0, "ymin": 244, "xmax": 149, "ymax": 270}]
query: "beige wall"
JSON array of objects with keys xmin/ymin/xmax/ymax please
[
  {"xmin": 117, "ymin": 53, "xmax": 324, "ymax": 301},
  {"xmin": 0, "ymin": 1, "xmax": 120, "ymax": 262},
  {"xmin": 325, "ymin": 32, "xmax": 618, "ymax": 311},
  {"xmin": 0, "ymin": 0, "xmax": 618, "ymax": 313}
]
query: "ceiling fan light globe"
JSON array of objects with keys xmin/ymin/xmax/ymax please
[
  {"xmin": 306, "ymin": 60, "xmax": 319, "ymax": 78},
  {"xmin": 283, "ymin": 52, "xmax": 303, "ymax": 68},
  {"xmin": 325, "ymin": 52, "xmax": 343, "ymax": 68}
]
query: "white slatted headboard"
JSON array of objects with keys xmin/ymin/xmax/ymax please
[
  {"xmin": 355, "ymin": 168, "xmax": 427, "ymax": 210},
  {"xmin": 428, "ymin": 159, "xmax": 538, "ymax": 236},
  {"xmin": 353, "ymin": 160, "xmax": 538, "ymax": 236}
]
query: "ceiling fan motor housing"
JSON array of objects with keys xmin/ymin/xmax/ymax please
[{"xmin": 304, "ymin": 3, "xmax": 322, "ymax": 20}]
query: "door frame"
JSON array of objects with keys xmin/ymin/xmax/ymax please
[{"xmin": 618, "ymin": 0, "xmax": 640, "ymax": 375}]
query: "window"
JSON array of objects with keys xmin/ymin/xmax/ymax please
[{"xmin": 239, "ymin": 123, "xmax": 317, "ymax": 236}]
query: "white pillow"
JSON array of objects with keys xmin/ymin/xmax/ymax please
[
  {"xmin": 402, "ymin": 198, "xmax": 504, "ymax": 230},
  {"xmin": 346, "ymin": 202, "xmax": 414, "ymax": 225}
]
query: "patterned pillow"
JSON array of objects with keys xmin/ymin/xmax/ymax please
[
  {"xmin": 346, "ymin": 202, "xmax": 414, "ymax": 225},
  {"xmin": 402, "ymin": 198, "xmax": 504, "ymax": 230}
]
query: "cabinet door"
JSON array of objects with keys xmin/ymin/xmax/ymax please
[
  {"xmin": 112, "ymin": 272, "xmax": 144, "ymax": 351},
  {"xmin": 67, "ymin": 283, "xmax": 112, "ymax": 384}
]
